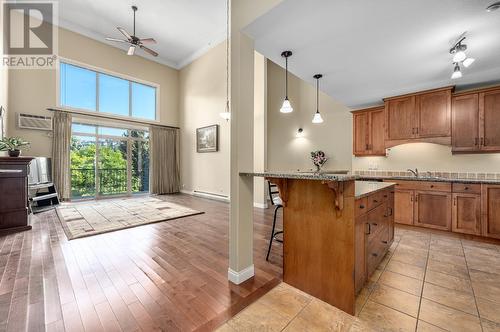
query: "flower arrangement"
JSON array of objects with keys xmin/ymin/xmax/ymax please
[
  {"xmin": 310, "ymin": 150, "xmax": 328, "ymax": 172},
  {"xmin": 0, "ymin": 136, "xmax": 30, "ymax": 157}
]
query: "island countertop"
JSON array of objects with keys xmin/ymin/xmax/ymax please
[
  {"xmin": 355, "ymin": 181, "xmax": 395, "ymax": 199},
  {"xmin": 239, "ymin": 171, "xmax": 358, "ymax": 182}
]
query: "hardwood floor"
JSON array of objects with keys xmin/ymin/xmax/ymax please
[{"xmin": 0, "ymin": 194, "xmax": 283, "ymax": 332}]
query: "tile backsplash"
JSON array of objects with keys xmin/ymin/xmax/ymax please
[{"xmin": 353, "ymin": 170, "xmax": 500, "ymax": 180}]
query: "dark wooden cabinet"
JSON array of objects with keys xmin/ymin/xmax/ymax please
[
  {"xmin": 452, "ymin": 88, "xmax": 500, "ymax": 153},
  {"xmin": 452, "ymin": 193, "xmax": 481, "ymax": 235},
  {"xmin": 385, "ymin": 96, "xmax": 415, "ymax": 141},
  {"xmin": 417, "ymin": 89, "xmax": 451, "ymax": 138},
  {"xmin": 354, "ymin": 214, "xmax": 367, "ymax": 294},
  {"xmin": 394, "ymin": 189, "xmax": 414, "ymax": 225},
  {"xmin": 414, "ymin": 191, "xmax": 452, "ymax": 231},
  {"xmin": 452, "ymin": 94, "xmax": 479, "ymax": 152},
  {"xmin": 482, "ymin": 185, "xmax": 500, "ymax": 239},
  {"xmin": 0, "ymin": 157, "xmax": 34, "ymax": 234},
  {"xmin": 384, "ymin": 87, "xmax": 453, "ymax": 147},
  {"xmin": 480, "ymin": 89, "xmax": 500, "ymax": 152},
  {"xmin": 352, "ymin": 107, "xmax": 386, "ymax": 156}
]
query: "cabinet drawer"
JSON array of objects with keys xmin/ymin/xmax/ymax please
[
  {"xmin": 0, "ymin": 164, "xmax": 28, "ymax": 178},
  {"xmin": 367, "ymin": 190, "xmax": 389, "ymax": 211},
  {"xmin": 391, "ymin": 180, "xmax": 451, "ymax": 192},
  {"xmin": 367, "ymin": 230, "xmax": 390, "ymax": 276},
  {"xmin": 452, "ymin": 183, "xmax": 481, "ymax": 194},
  {"xmin": 355, "ymin": 197, "xmax": 368, "ymax": 217},
  {"xmin": 366, "ymin": 203, "xmax": 388, "ymax": 243}
]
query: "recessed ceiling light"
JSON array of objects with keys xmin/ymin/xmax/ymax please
[{"xmin": 486, "ymin": 1, "xmax": 500, "ymax": 12}]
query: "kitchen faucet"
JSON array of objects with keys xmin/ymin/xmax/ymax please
[{"xmin": 407, "ymin": 168, "xmax": 419, "ymax": 177}]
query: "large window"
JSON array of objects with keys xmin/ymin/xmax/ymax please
[
  {"xmin": 60, "ymin": 62, "xmax": 157, "ymax": 121},
  {"xmin": 70, "ymin": 123, "xmax": 150, "ymax": 199}
]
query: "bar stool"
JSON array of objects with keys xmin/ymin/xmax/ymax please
[{"xmin": 266, "ymin": 181, "xmax": 283, "ymax": 261}]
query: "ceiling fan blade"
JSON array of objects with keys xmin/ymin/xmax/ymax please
[
  {"xmin": 140, "ymin": 45, "xmax": 158, "ymax": 57},
  {"xmin": 127, "ymin": 46, "xmax": 136, "ymax": 56},
  {"xmin": 139, "ymin": 38, "xmax": 156, "ymax": 44},
  {"xmin": 117, "ymin": 27, "xmax": 132, "ymax": 40},
  {"xmin": 105, "ymin": 37, "xmax": 129, "ymax": 43}
]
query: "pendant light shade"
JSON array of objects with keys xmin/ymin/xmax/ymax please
[
  {"xmin": 280, "ymin": 51, "xmax": 293, "ymax": 113},
  {"xmin": 312, "ymin": 74, "xmax": 324, "ymax": 124},
  {"xmin": 220, "ymin": 0, "xmax": 231, "ymax": 121},
  {"xmin": 451, "ymin": 63, "xmax": 462, "ymax": 79}
]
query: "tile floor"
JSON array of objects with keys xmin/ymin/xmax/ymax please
[{"xmin": 216, "ymin": 226, "xmax": 500, "ymax": 331}]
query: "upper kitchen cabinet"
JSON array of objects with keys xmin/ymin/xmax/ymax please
[
  {"xmin": 384, "ymin": 87, "xmax": 453, "ymax": 148},
  {"xmin": 352, "ymin": 107, "xmax": 386, "ymax": 156},
  {"xmin": 452, "ymin": 87, "xmax": 500, "ymax": 153}
]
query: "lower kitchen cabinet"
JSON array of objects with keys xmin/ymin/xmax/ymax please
[
  {"xmin": 414, "ymin": 191, "xmax": 452, "ymax": 231},
  {"xmin": 354, "ymin": 188, "xmax": 394, "ymax": 294},
  {"xmin": 452, "ymin": 193, "xmax": 481, "ymax": 235},
  {"xmin": 482, "ymin": 185, "xmax": 500, "ymax": 239},
  {"xmin": 394, "ymin": 189, "xmax": 414, "ymax": 225}
]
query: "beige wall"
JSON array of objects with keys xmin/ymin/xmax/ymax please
[
  {"xmin": 7, "ymin": 24, "xmax": 179, "ymax": 157},
  {"xmin": 352, "ymin": 143, "xmax": 500, "ymax": 173},
  {"xmin": 179, "ymin": 41, "xmax": 230, "ymax": 197},
  {"xmin": 254, "ymin": 52, "xmax": 267, "ymax": 207},
  {"xmin": 266, "ymin": 60, "xmax": 352, "ymax": 172}
]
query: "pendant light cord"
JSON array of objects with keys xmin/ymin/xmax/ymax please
[
  {"xmin": 285, "ymin": 57, "xmax": 288, "ymax": 98},
  {"xmin": 133, "ymin": 8, "xmax": 136, "ymax": 36},
  {"xmin": 316, "ymin": 77, "xmax": 319, "ymax": 112}
]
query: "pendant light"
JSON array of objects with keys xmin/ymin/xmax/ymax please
[
  {"xmin": 219, "ymin": 0, "xmax": 231, "ymax": 121},
  {"xmin": 312, "ymin": 74, "xmax": 324, "ymax": 124},
  {"xmin": 280, "ymin": 51, "xmax": 293, "ymax": 113}
]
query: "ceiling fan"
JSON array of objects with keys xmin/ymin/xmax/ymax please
[{"xmin": 105, "ymin": 5, "xmax": 158, "ymax": 57}]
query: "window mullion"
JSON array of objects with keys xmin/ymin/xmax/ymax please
[{"xmin": 96, "ymin": 72, "xmax": 100, "ymax": 113}]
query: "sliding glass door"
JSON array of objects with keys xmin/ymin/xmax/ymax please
[{"xmin": 70, "ymin": 123, "xmax": 149, "ymax": 200}]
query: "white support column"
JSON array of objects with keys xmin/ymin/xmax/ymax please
[{"xmin": 228, "ymin": 0, "xmax": 282, "ymax": 284}]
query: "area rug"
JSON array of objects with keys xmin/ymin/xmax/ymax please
[{"xmin": 56, "ymin": 196, "xmax": 204, "ymax": 240}]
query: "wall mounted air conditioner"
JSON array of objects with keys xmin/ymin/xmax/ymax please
[{"xmin": 17, "ymin": 113, "xmax": 53, "ymax": 131}]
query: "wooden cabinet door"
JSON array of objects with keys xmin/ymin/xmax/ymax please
[
  {"xmin": 386, "ymin": 96, "xmax": 416, "ymax": 141},
  {"xmin": 452, "ymin": 193, "xmax": 481, "ymax": 235},
  {"xmin": 387, "ymin": 190, "xmax": 395, "ymax": 242},
  {"xmin": 452, "ymin": 94, "xmax": 479, "ymax": 152},
  {"xmin": 354, "ymin": 215, "xmax": 367, "ymax": 294},
  {"xmin": 414, "ymin": 191, "xmax": 452, "ymax": 231},
  {"xmin": 394, "ymin": 189, "xmax": 414, "ymax": 225},
  {"xmin": 480, "ymin": 89, "xmax": 500, "ymax": 152},
  {"xmin": 417, "ymin": 89, "xmax": 451, "ymax": 138},
  {"xmin": 368, "ymin": 108, "xmax": 386, "ymax": 155},
  {"xmin": 353, "ymin": 112, "xmax": 369, "ymax": 155},
  {"xmin": 482, "ymin": 185, "xmax": 500, "ymax": 239}
]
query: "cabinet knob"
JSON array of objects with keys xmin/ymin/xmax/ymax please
[
  {"xmin": 430, "ymin": 185, "xmax": 434, "ymax": 188},
  {"xmin": 359, "ymin": 204, "xmax": 365, "ymax": 209},
  {"xmin": 372, "ymin": 223, "xmax": 378, "ymax": 226},
  {"xmin": 373, "ymin": 199, "xmax": 378, "ymax": 203},
  {"xmin": 372, "ymin": 253, "xmax": 378, "ymax": 257},
  {"xmin": 382, "ymin": 240, "xmax": 388, "ymax": 244},
  {"xmin": 464, "ymin": 187, "xmax": 469, "ymax": 190}
]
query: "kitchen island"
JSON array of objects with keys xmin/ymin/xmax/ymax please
[{"xmin": 241, "ymin": 172, "xmax": 395, "ymax": 315}]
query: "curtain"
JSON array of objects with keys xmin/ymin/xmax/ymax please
[
  {"xmin": 150, "ymin": 126, "xmax": 180, "ymax": 194},
  {"xmin": 52, "ymin": 111, "xmax": 72, "ymax": 200}
]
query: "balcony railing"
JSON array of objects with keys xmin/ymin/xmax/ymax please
[{"xmin": 71, "ymin": 168, "xmax": 149, "ymax": 198}]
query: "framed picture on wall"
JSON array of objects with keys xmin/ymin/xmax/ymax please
[{"xmin": 196, "ymin": 125, "xmax": 219, "ymax": 153}]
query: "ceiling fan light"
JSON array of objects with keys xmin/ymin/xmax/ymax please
[
  {"xmin": 452, "ymin": 50, "xmax": 467, "ymax": 63},
  {"xmin": 280, "ymin": 98, "xmax": 293, "ymax": 113},
  {"xmin": 451, "ymin": 63, "xmax": 462, "ymax": 79},
  {"xmin": 312, "ymin": 111, "xmax": 324, "ymax": 124},
  {"xmin": 463, "ymin": 57, "xmax": 475, "ymax": 67},
  {"xmin": 127, "ymin": 46, "xmax": 135, "ymax": 55}
]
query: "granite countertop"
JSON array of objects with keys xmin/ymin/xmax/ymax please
[
  {"xmin": 240, "ymin": 171, "xmax": 358, "ymax": 182},
  {"xmin": 360, "ymin": 175, "xmax": 500, "ymax": 185},
  {"xmin": 355, "ymin": 181, "xmax": 395, "ymax": 199}
]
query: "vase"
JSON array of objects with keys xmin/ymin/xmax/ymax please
[{"xmin": 8, "ymin": 149, "xmax": 20, "ymax": 157}]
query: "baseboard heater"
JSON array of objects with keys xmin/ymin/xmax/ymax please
[{"xmin": 192, "ymin": 190, "xmax": 229, "ymax": 202}]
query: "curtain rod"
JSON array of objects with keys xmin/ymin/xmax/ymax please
[{"xmin": 47, "ymin": 108, "xmax": 180, "ymax": 129}]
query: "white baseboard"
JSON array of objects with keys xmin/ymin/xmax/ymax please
[
  {"xmin": 228, "ymin": 265, "xmax": 255, "ymax": 284},
  {"xmin": 180, "ymin": 189, "xmax": 230, "ymax": 203},
  {"xmin": 253, "ymin": 202, "xmax": 268, "ymax": 209}
]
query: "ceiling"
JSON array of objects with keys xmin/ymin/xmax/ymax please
[
  {"xmin": 58, "ymin": 0, "xmax": 226, "ymax": 69},
  {"xmin": 244, "ymin": 0, "xmax": 500, "ymax": 109}
]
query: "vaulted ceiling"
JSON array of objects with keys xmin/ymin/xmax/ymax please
[
  {"xmin": 58, "ymin": 0, "xmax": 226, "ymax": 69},
  {"xmin": 244, "ymin": 0, "xmax": 500, "ymax": 109}
]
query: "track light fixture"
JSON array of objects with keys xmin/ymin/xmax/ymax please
[
  {"xmin": 486, "ymin": 1, "xmax": 500, "ymax": 12},
  {"xmin": 449, "ymin": 34, "xmax": 475, "ymax": 79},
  {"xmin": 280, "ymin": 51, "xmax": 293, "ymax": 113},
  {"xmin": 312, "ymin": 74, "xmax": 324, "ymax": 124}
]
